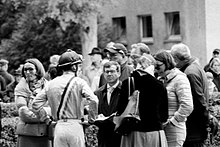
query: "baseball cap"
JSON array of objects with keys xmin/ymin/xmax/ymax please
[
  {"xmin": 58, "ymin": 49, "xmax": 82, "ymax": 67},
  {"xmin": 88, "ymin": 47, "xmax": 103, "ymax": 56},
  {"xmin": 213, "ymin": 48, "xmax": 220, "ymax": 54},
  {"xmin": 105, "ymin": 43, "xmax": 128, "ymax": 55}
]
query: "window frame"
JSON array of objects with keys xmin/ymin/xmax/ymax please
[{"xmin": 139, "ymin": 15, "xmax": 154, "ymax": 43}]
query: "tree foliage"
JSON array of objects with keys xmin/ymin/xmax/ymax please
[
  {"xmin": 0, "ymin": 0, "xmax": 81, "ymax": 72},
  {"xmin": 0, "ymin": 0, "xmax": 116, "ymax": 73}
]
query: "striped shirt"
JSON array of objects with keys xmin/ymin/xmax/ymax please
[{"xmin": 32, "ymin": 73, "xmax": 98, "ymax": 121}]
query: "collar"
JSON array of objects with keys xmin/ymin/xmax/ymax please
[
  {"xmin": 179, "ymin": 58, "xmax": 195, "ymax": 72},
  {"xmin": 107, "ymin": 80, "xmax": 120, "ymax": 89}
]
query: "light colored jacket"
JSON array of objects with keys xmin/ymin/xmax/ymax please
[
  {"xmin": 164, "ymin": 68, "xmax": 193, "ymax": 126},
  {"xmin": 32, "ymin": 73, "xmax": 98, "ymax": 121}
]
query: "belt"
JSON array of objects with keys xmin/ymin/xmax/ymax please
[{"xmin": 57, "ymin": 118, "xmax": 81, "ymax": 123}]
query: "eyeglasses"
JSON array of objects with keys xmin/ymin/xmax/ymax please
[
  {"xmin": 24, "ymin": 67, "xmax": 35, "ymax": 72},
  {"xmin": 104, "ymin": 70, "xmax": 117, "ymax": 74}
]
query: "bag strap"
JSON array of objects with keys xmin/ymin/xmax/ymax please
[
  {"xmin": 57, "ymin": 76, "xmax": 75, "ymax": 120},
  {"xmin": 128, "ymin": 77, "xmax": 135, "ymax": 97}
]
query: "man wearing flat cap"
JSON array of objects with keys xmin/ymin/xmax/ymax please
[
  {"xmin": 0, "ymin": 59, "xmax": 14, "ymax": 87},
  {"xmin": 99, "ymin": 43, "xmax": 134, "ymax": 87},
  {"xmin": 85, "ymin": 47, "xmax": 104, "ymax": 91}
]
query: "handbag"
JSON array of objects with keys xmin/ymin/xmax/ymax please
[
  {"xmin": 114, "ymin": 77, "xmax": 141, "ymax": 136},
  {"xmin": 16, "ymin": 122, "xmax": 48, "ymax": 136}
]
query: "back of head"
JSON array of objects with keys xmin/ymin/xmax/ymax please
[
  {"xmin": 0, "ymin": 59, "xmax": 9, "ymax": 71},
  {"xmin": 50, "ymin": 55, "xmax": 60, "ymax": 66},
  {"xmin": 58, "ymin": 49, "xmax": 82, "ymax": 71},
  {"xmin": 139, "ymin": 53, "xmax": 156, "ymax": 66},
  {"xmin": 170, "ymin": 43, "xmax": 191, "ymax": 61},
  {"xmin": 154, "ymin": 50, "xmax": 176, "ymax": 70},
  {"xmin": 136, "ymin": 43, "xmax": 151, "ymax": 54}
]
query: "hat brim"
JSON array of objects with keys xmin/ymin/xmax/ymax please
[
  {"xmin": 88, "ymin": 52, "xmax": 103, "ymax": 55},
  {"xmin": 104, "ymin": 48, "xmax": 119, "ymax": 54}
]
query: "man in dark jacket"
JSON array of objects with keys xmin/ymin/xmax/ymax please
[
  {"xmin": 171, "ymin": 43, "xmax": 209, "ymax": 147},
  {"xmin": 94, "ymin": 61, "xmax": 122, "ymax": 147},
  {"xmin": 99, "ymin": 43, "xmax": 134, "ymax": 87}
]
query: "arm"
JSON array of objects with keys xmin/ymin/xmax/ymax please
[
  {"xmin": 15, "ymin": 95, "xmax": 40, "ymax": 123},
  {"xmin": 32, "ymin": 85, "xmax": 51, "ymax": 123},
  {"xmin": 159, "ymin": 84, "xmax": 169, "ymax": 123},
  {"xmin": 116, "ymin": 79, "xmax": 129, "ymax": 115},
  {"xmin": 170, "ymin": 75, "xmax": 194, "ymax": 125}
]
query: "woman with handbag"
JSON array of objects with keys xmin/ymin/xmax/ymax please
[
  {"xmin": 116, "ymin": 53, "xmax": 169, "ymax": 147},
  {"xmin": 15, "ymin": 58, "xmax": 50, "ymax": 147},
  {"xmin": 154, "ymin": 50, "xmax": 194, "ymax": 147}
]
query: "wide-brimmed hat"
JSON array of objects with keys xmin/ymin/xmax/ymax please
[
  {"xmin": 105, "ymin": 43, "xmax": 128, "ymax": 55},
  {"xmin": 88, "ymin": 47, "xmax": 103, "ymax": 56}
]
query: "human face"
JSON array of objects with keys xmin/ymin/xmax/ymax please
[
  {"xmin": 154, "ymin": 61, "xmax": 165, "ymax": 77},
  {"xmin": 104, "ymin": 65, "xmax": 120, "ymax": 85},
  {"xmin": 23, "ymin": 62, "xmax": 37, "ymax": 82},
  {"xmin": 108, "ymin": 52, "xmax": 123, "ymax": 64},
  {"xmin": 211, "ymin": 62, "xmax": 220, "ymax": 74},
  {"xmin": 90, "ymin": 54, "xmax": 102, "ymax": 63}
]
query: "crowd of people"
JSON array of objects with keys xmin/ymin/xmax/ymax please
[{"xmin": 1, "ymin": 42, "xmax": 220, "ymax": 147}]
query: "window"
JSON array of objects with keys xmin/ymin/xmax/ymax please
[
  {"xmin": 139, "ymin": 15, "xmax": 153, "ymax": 43},
  {"xmin": 165, "ymin": 12, "xmax": 181, "ymax": 40},
  {"xmin": 112, "ymin": 17, "xmax": 126, "ymax": 41}
]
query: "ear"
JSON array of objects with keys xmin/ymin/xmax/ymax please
[{"xmin": 71, "ymin": 64, "xmax": 77, "ymax": 72}]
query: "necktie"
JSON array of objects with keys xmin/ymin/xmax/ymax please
[{"xmin": 107, "ymin": 87, "xmax": 114, "ymax": 104}]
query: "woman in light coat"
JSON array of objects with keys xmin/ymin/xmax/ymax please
[
  {"xmin": 15, "ymin": 58, "xmax": 50, "ymax": 147},
  {"xmin": 154, "ymin": 50, "xmax": 194, "ymax": 147}
]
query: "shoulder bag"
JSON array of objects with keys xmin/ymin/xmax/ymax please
[{"xmin": 114, "ymin": 77, "xmax": 141, "ymax": 136}]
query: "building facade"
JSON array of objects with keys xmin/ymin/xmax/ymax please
[{"xmin": 100, "ymin": 0, "xmax": 220, "ymax": 66}]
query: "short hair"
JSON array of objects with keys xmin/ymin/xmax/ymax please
[
  {"xmin": 139, "ymin": 53, "xmax": 156, "ymax": 66},
  {"xmin": 154, "ymin": 50, "xmax": 176, "ymax": 70},
  {"xmin": 131, "ymin": 43, "xmax": 150, "ymax": 55},
  {"xmin": 103, "ymin": 61, "xmax": 121, "ymax": 73},
  {"xmin": 206, "ymin": 72, "xmax": 213, "ymax": 79},
  {"xmin": 170, "ymin": 43, "xmax": 191, "ymax": 61}
]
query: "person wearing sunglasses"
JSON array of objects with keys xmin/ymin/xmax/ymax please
[
  {"xmin": 154, "ymin": 50, "xmax": 193, "ymax": 147},
  {"xmin": 14, "ymin": 58, "xmax": 50, "ymax": 147}
]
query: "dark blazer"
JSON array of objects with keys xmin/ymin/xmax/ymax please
[
  {"xmin": 94, "ymin": 81, "xmax": 122, "ymax": 116},
  {"xmin": 94, "ymin": 81, "xmax": 122, "ymax": 147},
  {"xmin": 117, "ymin": 70, "xmax": 168, "ymax": 132},
  {"xmin": 180, "ymin": 58, "xmax": 209, "ymax": 142}
]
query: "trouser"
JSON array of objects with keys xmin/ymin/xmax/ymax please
[
  {"xmin": 54, "ymin": 119, "xmax": 85, "ymax": 147},
  {"xmin": 164, "ymin": 121, "xmax": 186, "ymax": 147}
]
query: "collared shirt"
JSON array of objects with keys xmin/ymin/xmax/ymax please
[
  {"xmin": 107, "ymin": 80, "xmax": 119, "ymax": 104},
  {"xmin": 32, "ymin": 73, "xmax": 98, "ymax": 121}
]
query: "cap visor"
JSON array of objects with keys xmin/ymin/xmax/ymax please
[{"xmin": 104, "ymin": 48, "xmax": 118, "ymax": 53}]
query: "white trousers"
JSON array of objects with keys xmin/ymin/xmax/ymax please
[{"xmin": 54, "ymin": 120, "xmax": 85, "ymax": 147}]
